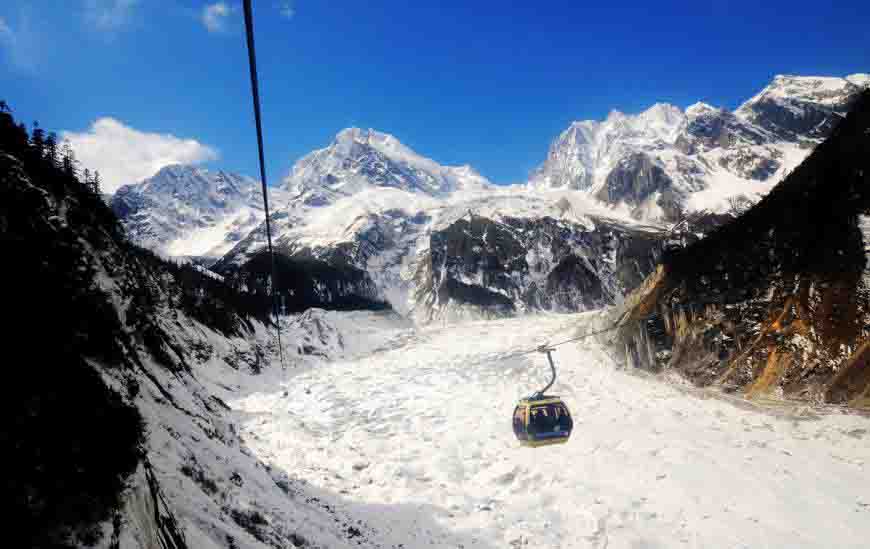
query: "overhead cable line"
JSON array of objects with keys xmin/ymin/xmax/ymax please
[
  {"xmin": 489, "ymin": 308, "xmax": 665, "ymax": 366},
  {"xmin": 242, "ymin": 0, "xmax": 285, "ymax": 369}
]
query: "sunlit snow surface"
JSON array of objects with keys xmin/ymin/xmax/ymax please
[{"xmin": 233, "ymin": 312, "xmax": 870, "ymax": 548}]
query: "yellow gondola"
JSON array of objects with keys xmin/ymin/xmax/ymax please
[
  {"xmin": 512, "ymin": 346, "xmax": 573, "ymax": 447},
  {"xmin": 513, "ymin": 396, "xmax": 573, "ymax": 447}
]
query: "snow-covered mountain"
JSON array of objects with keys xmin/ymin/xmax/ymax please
[
  {"xmin": 284, "ymin": 127, "xmax": 491, "ymax": 206},
  {"xmin": 214, "ymin": 127, "xmax": 501, "ymax": 316},
  {"xmin": 736, "ymin": 74, "xmax": 870, "ymax": 140},
  {"xmin": 531, "ymin": 74, "xmax": 869, "ymax": 221},
  {"xmin": 217, "ymin": 126, "xmax": 672, "ymax": 321},
  {"xmin": 615, "ymin": 86, "xmax": 870, "ymax": 407},
  {"xmin": 10, "ymin": 101, "xmax": 870, "ymax": 549},
  {"xmin": 111, "ymin": 165, "xmax": 288, "ymax": 259},
  {"xmin": 124, "ymin": 74, "xmax": 869, "ymax": 322}
]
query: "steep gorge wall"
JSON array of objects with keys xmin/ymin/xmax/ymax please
[
  {"xmin": 412, "ymin": 214, "xmax": 667, "ymax": 322},
  {"xmin": 2, "ymin": 109, "xmax": 392, "ymax": 548},
  {"xmin": 614, "ymin": 90, "xmax": 870, "ymax": 409}
]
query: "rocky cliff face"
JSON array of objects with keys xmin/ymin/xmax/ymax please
[
  {"xmin": 736, "ymin": 74, "xmax": 868, "ymax": 141},
  {"xmin": 412, "ymin": 214, "xmax": 669, "ymax": 322},
  {"xmin": 595, "ymin": 153, "xmax": 683, "ymax": 220},
  {"xmin": 614, "ymin": 90, "xmax": 870, "ymax": 409}
]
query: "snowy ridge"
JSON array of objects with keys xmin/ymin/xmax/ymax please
[
  {"xmin": 221, "ymin": 172, "xmax": 656, "ymax": 318},
  {"xmin": 532, "ymin": 73, "xmax": 870, "ymax": 221},
  {"xmin": 735, "ymin": 74, "xmax": 869, "ymax": 142},
  {"xmin": 283, "ymin": 127, "xmax": 491, "ymax": 206},
  {"xmin": 111, "ymin": 164, "xmax": 289, "ymax": 258},
  {"xmin": 118, "ymin": 74, "xmax": 867, "ymax": 266},
  {"xmin": 129, "ymin": 74, "xmax": 866, "ymax": 322},
  {"xmin": 737, "ymin": 74, "xmax": 866, "ymax": 111},
  {"xmin": 529, "ymin": 103, "xmax": 686, "ymax": 193}
]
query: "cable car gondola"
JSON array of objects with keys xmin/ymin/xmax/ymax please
[{"xmin": 512, "ymin": 345, "xmax": 573, "ymax": 447}]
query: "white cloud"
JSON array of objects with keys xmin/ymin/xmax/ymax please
[
  {"xmin": 83, "ymin": 0, "xmax": 139, "ymax": 31},
  {"xmin": 201, "ymin": 2, "xmax": 233, "ymax": 33},
  {"xmin": 62, "ymin": 118, "xmax": 219, "ymax": 194},
  {"xmin": 278, "ymin": 1, "xmax": 295, "ymax": 19},
  {"xmin": 0, "ymin": 17, "xmax": 11, "ymax": 37}
]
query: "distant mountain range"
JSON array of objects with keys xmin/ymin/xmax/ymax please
[
  {"xmin": 530, "ymin": 74, "xmax": 869, "ymax": 218},
  {"xmin": 112, "ymin": 74, "xmax": 869, "ymax": 320},
  {"xmin": 111, "ymin": 165, "xmax": 289, "ymax": 258}
]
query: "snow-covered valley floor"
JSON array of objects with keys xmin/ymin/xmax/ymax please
[{"xmin": 232, "ymin": 312, "xmax": 870, "ymax": 548}]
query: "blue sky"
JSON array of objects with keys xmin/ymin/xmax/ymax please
[{"xmin": 1, "ymin": 0, "xmax": 868, "ymax": 192}]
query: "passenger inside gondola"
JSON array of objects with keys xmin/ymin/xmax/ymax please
[{"xmin": 530, "ymin": 407, "xmax": 551, "ymax": 433}]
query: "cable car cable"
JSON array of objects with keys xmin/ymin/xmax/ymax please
[
  {"xmin": 503, "ymin": 309, "xmax": 662, "ymax": 361},
  {"xmin": 511, "ymin": 311, "xmax": 664, "ymax": 446},
  {"xmin": 242, "ymin": 0, "xmax": 285, "ymax": 369}
]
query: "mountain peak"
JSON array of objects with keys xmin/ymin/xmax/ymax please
[
  {"xmin": 111, "ymin": 165, "xmax": 274, "ymax": 258},
  {"xmin": 734, "ymin": 74, "xmax": 865, "ymax": 141},
  {"xmin": 739, "ymin": 74, "xmax": 860, "ymax": 112},
  {"xmin": 640, "ymin": 102, "xmax": 683, "ymax": 121},
  {"xmin": 685, "ymin": 101, "xmax": 718, "ymax": 116},
  {"xmin": 285, "ymin": 127, "xmax": 491, "ymax": 199},
  {"xmin": 149, "ymin": 163, "xmax": 201, "ymax": 179},
  {"xmin": 606, "ymin": 109, "xmax": 626, "ymax": 121},
  {"xmin": 334, "ymin": 127, "xmax": 396, "ymax": 146}
]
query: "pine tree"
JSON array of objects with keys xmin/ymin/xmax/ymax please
[
  {"xmin": 31, "ymin": 121, "xmax": 45, "ymax": 158},
  {"xmin": 83, "ymin": 168, "xmax": 91, "ymax": 189},
  {"xmin": 93, "ymin": 170, "xmax": 102, "ymax": 195},
  {"xmin": 4, "ymin": 122, "xmax": 29, "ymax": 159},
  {"xmin": 61, "ymin": 140, "xmax": 77, "ymax": 178},
  {"xmin": 45, "ymin": 132, "xmax": 59, "ymax": 168}
]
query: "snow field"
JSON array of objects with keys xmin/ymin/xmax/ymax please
[{"xmin": 233, "ymin": 312, "xmax": 870, "ymax": 548}]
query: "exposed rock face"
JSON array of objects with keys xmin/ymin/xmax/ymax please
[
  {"xmin": 212, "ymin": 233, "xmax": 389, "ymax": 314},
  {"xmin": 413, "ymin": 215, "xmax": 665, "ymax": 322},
  {"xmin": 529, "ymin": 121, "xmax": 601, "ymax": 190},
  {"xmin": 596, "ymin": 153, "xmax": 683, "ymax": 220},
  {"xmin": 679, "ymin": 102, "xmax": 768, "ymax": 152},
  {"xmin": 532, "ymin": 74, "xmax": 870, "ymax": 221},
  {"xmin": 736, "ymin": 75, "xmax": 866, "ymax": 141},
  {"xmin": 530, "ymin": 104, "xmax": 685, "ymax": 193},
  {"xmin": 615, "ymin": 90, "xmax": 870, "ymax": 409}
]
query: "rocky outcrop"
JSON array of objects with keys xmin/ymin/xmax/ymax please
[
  {"xmin": 615, "ymin": 90, "xmax": 870, "ymax": 409},
  {"xmin": 214, "ymin": 249, "xmax": 389, "ymax": 314},
  {"xmin": 597, "ymin": 153, "xmax": 684, "ymax": 220},
  {"xmin": 736, "ymin": 75, "xmax": 866, "ymax": 142},
  {"xmin": 413, "ymin": 214, "xmax": 666, "ymax": 322}
]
